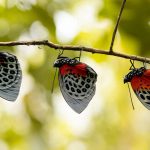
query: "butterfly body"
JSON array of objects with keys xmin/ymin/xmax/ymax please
[
  {"xmin": 0, "ymin": 52, "xmax": 22, "ymax": 101},
  {"xmin": 54, "ymin": 57, "xmax": 97, "ymax": 113},
  {"xmin": 124, "ymin": 67, "xmax": 150, "ymax": 109}
]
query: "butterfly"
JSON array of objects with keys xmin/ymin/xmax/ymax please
[
  {"xmin": 53, "ymin": 57, "xmax": 97, "ymax": 113},
  {"xmin": 124, "ymin": 67, "xmax": 150, "ymax": 110},
  {"xmin": 0, "ymin": 52, "xmax": 22, "ymax": 101}
]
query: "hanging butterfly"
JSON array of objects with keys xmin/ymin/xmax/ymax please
[
  {"xmin": 0, "ymin": 52, "xmax": 22, "ymax": 101},
  {"xmin": 124, "ymin": 66, "xmax": 150, "ymax": 110},
  {"xmin": 53, "ymin": 57, "xmax": 97, "ymax": 113}
]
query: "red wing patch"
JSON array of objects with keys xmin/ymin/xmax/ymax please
[{"xmin": 59, "ymin": 63, "xmax": 87, "ymax": 77}]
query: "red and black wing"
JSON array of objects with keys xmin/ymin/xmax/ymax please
[
  {"xmin": 59, "ymin": 63, "xmax": 97, "ymax": 113},
  {"xmin": 131, "ymin": 69, "xmax": 150, "ymax": 109}
]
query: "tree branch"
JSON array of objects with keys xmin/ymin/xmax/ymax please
[
  {"xmin": 109, "ymin": 0, "xmax": 127, "ymax": 52},
  {"xmin": 0, "ymin": 40, "xmax": 149, "ymax": 63},
  {"xmin": 0, "ymin": 0, "xmax": 146, "ymax": 66}
]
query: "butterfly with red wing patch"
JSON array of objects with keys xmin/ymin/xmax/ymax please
[
  {"xmin": 124, "ymin": 67, "xmax": 150, "ymax": 110},
  {"xmin": 0, "ymin": 52, "xmax": 22, "ymax": 101},
  {"xmin": 54, "ymin": 57, "xmax": 97, "ymax": 113}
]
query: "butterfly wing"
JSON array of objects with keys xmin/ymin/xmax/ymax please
[
  {"xmin": 131, "ymin": 70, "xmax": 150, "ymax": 109},
  {"xmin": 59, "ymin": 63, "xmax": 97, "ymax": 113},
  {"xmin": 0, "ymin": 52, "xmax": 22, "ymax": 101}
]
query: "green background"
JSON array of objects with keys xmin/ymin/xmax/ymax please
[{"xmin": 0, "ymin": 0, "xmax": 149, "ymax": 149}]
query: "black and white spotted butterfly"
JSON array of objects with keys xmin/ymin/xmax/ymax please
[
  {"xmin": 0, "ymin": 52, "xmax": 22, "ymax": 101},
  {"xmin": 54, "ymin": 57, "xmax": 97, "ymax": 113}
]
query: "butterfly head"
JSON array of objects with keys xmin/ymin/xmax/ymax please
[
  {"xmin": 53, "ymin": 57, "xmax": 79, "ymax": 68},
  {"xmin": 124, "ymin": 67, "xmax": 146, "ymax": 83}
]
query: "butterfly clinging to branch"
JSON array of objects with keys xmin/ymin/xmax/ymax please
[
  {"xmin": 0, "ymin": 52, "xmax": 22, "ymax": 101},
  {"xmin": 53, "ymin": 56, "xmax": 97, "ymax": 113},
  {"xmin": 124, "ymin": 60, "xmax": 150, "ymax": 110}
]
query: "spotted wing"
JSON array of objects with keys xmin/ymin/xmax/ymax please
[
  {"xmin": 59, "ymin": 64, "xmax": 97, "ymax": 113},
  {"xmin": 0, "ymin": 52, "xmax": 22, "ymax": 101},
  {"xmin": 131, "ymin": 70, "xmax": 150, "ymax": 109}
]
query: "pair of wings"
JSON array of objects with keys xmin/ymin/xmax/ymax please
[
  {"xmin": 131, "ymin": 70, "xmax": 150, "ymax": 110},
  {"xmin": 58, "ymin": 64, "xmax": 97, "ymax": 113},
  {"xmin": 0, "ymin": 52, "xmax": 22, "ymax": 101}
]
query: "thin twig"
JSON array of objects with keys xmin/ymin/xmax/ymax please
[
  {"xmin": 0, "ymin": 40, "xmax": 149, "ymax": 63},
  {"xmin": 109, "ymin": 0, "xmax": 127, "ymax": 52}
]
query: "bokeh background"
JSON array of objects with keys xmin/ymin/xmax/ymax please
[{"xmin": 0, "ymin": 0, "xmax": 150, "ymax": 150}]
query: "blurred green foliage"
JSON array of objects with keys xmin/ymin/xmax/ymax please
[{"xmin": 0, "ymin": 0, "xmax": 149, "ymax": 150}]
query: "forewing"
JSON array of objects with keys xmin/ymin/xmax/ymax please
[
  {"xmin": 0, "ymin": 52, "xmax": 22, "ymax": 101},
  {"xmin": 58, "ymin": 64, "xmax": 97, "ymax": 113},
  {"xmin": 131, "ymin": 72, "xmax": 150, "ymax": 110}
]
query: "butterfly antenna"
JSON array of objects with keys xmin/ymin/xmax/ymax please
[
  {"xmin": 143, "ymin": 58, "xmax": 147, "ymax": 69},
  {"xmin": 73, "ymin": 48, "xmax": 83, "ymax": 61},
  {"xmin": 129, "ymin": 59, "xmax": 135, "ymax": 70},
  {"xmin": 127, "ymin": 83, "xmax": 135, "ymax": 110},
  {"xmin": 51, "ymin": 68, "xmax": 58, "ymax": 93},
  {"xmin": 58, "ymin": 49, "xmax": 64, "ymax": 58},
  {"xmin": 79, "ymin": 48, "xmax": 83, "ymax": 61}
]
